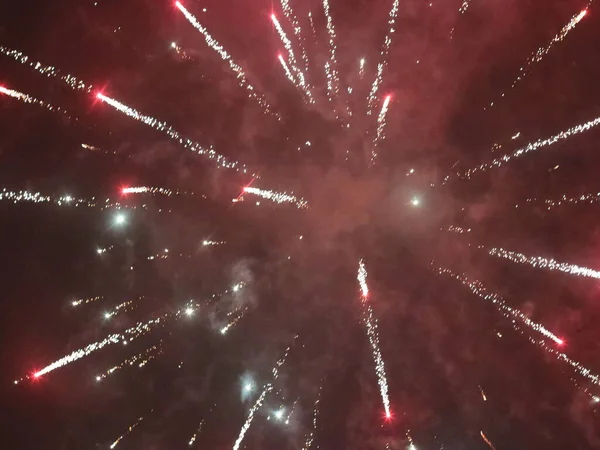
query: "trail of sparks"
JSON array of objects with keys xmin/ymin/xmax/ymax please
[
  {"xmin": 72, "ymin": 296, "xmax": 102, "ymax": 307},
  {"xmin": 455, "ymin": 115, "xmax": 600, "ymax": 180},
  {"xmin": 272, "ymin": 14, "xmax": 313, "ymax": 103},
  {"xmin": 371, "ymin": 95, "xmax": 392, "ymax": 164},
  {"xmin": 95, "ymin": 344, "xmax": 162, "ymax": 381},
  {"xmin": 188, "ymin": 419, "xmax": 204, "ymax": 446},
  {"xmin": 357, "ymin": 260, "xmax": 391, "ymax": 418},
  {"xmin": 110, "ymin": 416, "xmax": 144, "ymax": 449},
  {"xmin": 0, "ymin": 86, "xmax": 73, "ymax": 119},
  {"xmin": 203, "ymin": 239, "xmax": 226, "ymax": 246},
  {"xmin": 519, "ymin": 192, "xmax": 600, "ymax": 210},
  {"xmin": 243, "ymin": 186, "xmax": 308, "ymax": 209},
  {"xmin": 489, "ymin": 247, "xmax": 600, "ymax": 280},
  {"xmin": 489, "ymin": 8, "xmax": 588, "ymax": 107},
  {"xmin": 0, "ymin": 46, "xmax": 93, "ymax": 92},
  {"xmin": 366, "ymin": 0, "xmax": 400, "ymax": 114},
  {"xmin": 437, "ymin": 267, "xmax": 564, "ymax": 345},
  {"xmin": 446, "ymin": 225, "xmax": 471, "ymax": 234},
  {"xmin": 479, "ymin": 385, "xmax": 488, "ymax": 401},
  {"xmin": 480, "ymin": 431, "xmax": 497, "ymax": 450},
  {"xmin": 359, "ymin": 58, "xmax": 366, "ymax": 78},
  {"xmin": 32, "ymin": 312, "xmax": 171, "ymax": 377},
  {"xmin": 459, "ymin": 0, "xmax": 472, "ymax": 14},
  {"xmin": 170, "ymin": 42, "xmax": 193, "ymax": 61},
  {"xmin": 280, "ymin": 0, "xmax": 310, "ymax": 75},
  {"xmin": 122, "ymin": 186, "xmax": 188, "ymax": 196},
  {"xmin": 301, "ymin": 386, "xmax": 322, "ymax": 450},
  {"xmin": 322, "ymin": 0, "xmax": 340, "ymax": 98},
  {"xmin": 103, "ymin": 299, "xmax": 136, "ymax": 320},
  {"xmin": 278, "ymin": 54, "xmax": 296, "ymax": 84},
  {"xmin": 175, "ymin": 2, "xmax": 275, "ymax": 117},
  {"xmin": 97, "ymin": 93, "xmax": 243, "ymax": 171},
  {"xmin": 220, "ymin": 307, "xmax": 249, "ymax": 335}
]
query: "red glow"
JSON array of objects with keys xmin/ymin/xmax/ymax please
[
  {"xmin": 271, "ymin": 13, "xmax": 276, "ymax": 21},
  {"xmin": 33, "ymin": 371, "xmax": 41, "ymax": 379},
  {"xmin": 96, "ymin": 92, "xmax": 104, "ymax": 99},
  {"xmin": 121, "ymin": 187, "xmax": 129, "ymax": 195},
  {"xmin": 175, "ymin": 1, "xmax": 182, "ymax": 7},
  {"xmin": 557, "ymin": 338, "xmax": 565, "ymax": 346},
  {"xmin": 383, "ymin": 410, "xmax": 394, "ymax": 422}
]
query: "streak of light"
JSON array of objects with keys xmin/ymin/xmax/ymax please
[
  {"xmin": 0, "ymin": 86, "xmax": 73, "ymax": 120},
  {"xmin": 110, "ymin": 416, "xmax": 144, "ymax": 449},
  {"xmin": 170, "ymin": 41, "xmax": 193, "ymax": 61},
  {"xmin": 122, "ymin": 186, "xmax": 184, "ymax": 196},
  {"xmin": 96, "ymin": 344, "xmax": 162, "ymax": 381},
  {"xmin": 243, "ymin": 186, "xmax": 308, "ymax": 208},
  {"xmin": 489, "ymin": 247, "xmax": 600, "ymax": 280},
  {"xmin": 322, "ymin": 0, "xmax": 340, "ymax": 98},
  {"xmin": 203, "ymin": 240, "xmax": 226, "ymax": 246},
  {"xmin": 301, "ymin": 385, "xmax": 322, "ymax": 450},
  {"xmin": 278, "ymin": 53, "xmax": 296, "ymax": 84},
  {"xmin": 188, "ymin": 420, "xmax": 204, "ymax": 446},
  {"xmin": 357, "ymin": 260, "xmax": 391, "ymax": 418},
  {"xmin": 371, "ymin": 95, "xmax": 391, "ymax": 164},
  {"xmin": 72, "ymin": 296, "xmax": 102, "ymax": 307},
  {"xmin": 479, "ymin": 385, "xmax": 487, "ymax": 401},
  {"xmin": 367, "ymin": 0, "xmax": 400, "ymax": 114},
  {"xmin": 480, "ymin": 431, "xmax": 497, "ymax": 450},
  {"xmin": 518, "ymin": 192, "xmax": 600, "ymax": 210},
  {"xmin": 97, "ymin": 93, "xmax": 243, "ymax": 171},
  {"xmin": 279, "ymin": 0, "xmax": 310, "ymax": 75},
  {"xmin": 175, "ymin": 2, "xmax": 276, "ymax": 117}
]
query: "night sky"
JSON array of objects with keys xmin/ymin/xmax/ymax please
[{"xmin": 1, "ymin": 0, "xmax": 600, "ymax": 449}]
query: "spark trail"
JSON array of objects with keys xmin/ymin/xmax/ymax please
[
  {"xmin": 110, "ymin": 416, "xmax": 144, "ymax": 449},
  {"xmin": 459, "ymin": 0, "xmax": 473, "ymax": 14},
  {"xmin": 454, "ymin": 115, "xmax": 600, "ymax": 180},
  {"xmin": 489, "ymin": 247, "xmax": 600, "ymax": 280},
  {"xmin": 367, "ymin": 0, "xmax": 400, "ymax": 114},
  {"xmin": 301, "ymin": 385, "xmax": 322, "ymax": 450},
  {"xmin": 95, "ymin": 344, "xmax": 162, "ymax": 381},
  {"xmin": 243, "ymin": 186, "xmax": 308, "ymax": 208},
  {"xmin": 371, "ymin": 95, "xmax": 392, "ymax": 164},
  {"xmin": 188, "ymin": 419, "xmax": 204, "ymax": 446},
  {"xmin": 357, "ymin": 260, "xmax": 391, "ymax": 418},
  {"xmin": 72, "ymin": 296, "xmax": 103, "ymax": 307},
  {"xmin": 518, "ymin": 191, "xmax": 600, "ymax": 210},
  {"xmin": 279, "ymin": 54, "xmax": 296, "ymax": 84},
  {"xmin": 489, "ymin": 8, "xmax": 588, "ymax": 108},
  {"xmin": 175, "ymin": 2, "xmax": 275, "ymax": 117},
  {"xmin": 437, "ymin": 267, "xmax": 564, "ymax": 345},
  {"xmin": 480, "ymin": 431, "xmax": 497, "ymax": 450},
  {"xmin": 0, "ymin": 86, "xmax": 73, "ymax": 119},
  {"xmin": 279, "ymin": 0, "xmax": 310, "ymax": 74},
  {"xmin": 97, "ymin": 93, "xmax": 242, "ymax": 171},
  {"xmin": 322, "ymin": 0, "xmax": 340, "ymax": 98},
  {"xmin": 272, "ymin": 14, "xmax": 313, "ymax": 103},
  {"xmin": 0, "ymin": 46, "xmax": 93, "ymax": 92},
  {"xmin": 122, "ymin": 186, "xmax": 187, "ymax": 196}
]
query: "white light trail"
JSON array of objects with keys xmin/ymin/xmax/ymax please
[
  {"xmin": 0, "ymin": 86, "xmax": 73, "ymax": 119},
  {"xmin": 110, "ymin": 416, "xmax": 144, "ymax": 449},
  {"xmin": 371, "ymin": 95, "xmax": 391, "ymax": 164},
  {"xmin": 322, "ymin": 0, "xmax": 340, "ymax": 98},
  {"xmin": 243, "ymin": 186, "xmax": 308, "ymax": 209}
]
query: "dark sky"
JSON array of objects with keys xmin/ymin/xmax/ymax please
[{"xmin": 1, "ymin": 0, "xmax": 600, "ymax": 449}]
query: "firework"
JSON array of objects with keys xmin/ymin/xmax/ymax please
[
  {"xmin": 371, "ymin": 95, "xmax": 392, "ymax": 164},
  {"xmin": 459, "ymin": 0, "xmax": 472, "ymax": 14},
  {"xmin": 489, "ymin": 247, "xmax": 600, "ymax": 280},
  {"xmin": 121, "ymin": 186, "xmax": 188, "ymax": 196},
  {"xmin": 322, "ymin": 0, "xmax": 340, "ymax": 98},
  {"xmin": 0, "ymin": 46, "xmax": 93, "ymax": 92},
  {"xmin": 479, "ymin": 385, "xmax": 488, "ymax": 401},
  {"xmin": 437, "ymin": 267, "xmax": 564, "ymax": 345},
  {"xmin": 203, "ymin": 240, "xmax": 226, "ymax": 246},
  {"xmin": 175, "ymin": 2, "xmax": 275, "ymax": 117},
  {"xmin": 357, "ymin": 261, "xmax": 391, "ymax": 418},
  {"xmin": 0, "ymin": 86, "xmax": 73, "ymax": 119},
  {"xmin": 242, "ymin": 186, "xmax": 308, "ymax": 209},
  {"xmin": 519, "ymin": 192, "xmax": 600, "ymax": 210},
  {"xmin": 359, "ymin": 58, "xmax": 366, "ymax": 78},
  {"xmin": 170, "ymin": 41, "xmax": 193, "ymax": 61},
  {"xmin": 456, "ymin": 114, "xmax": 600, "ymax": 180},
  {"xmin": 109, "ymin": 416, "xmax": 144, "ymax": 449},
  {"xmin": 96, "ymin": 344, "xmax": 162, "ymax": 381},
  {"xmin": 96, "ymin": 93, "xmax": 245, "ymax": 171},
  {"xmin": 278, "ymin": 54, "xmax": 296, "ymax": 84},
  {"xmin": 489, "ymin": 9, "xmax": 588, "ymax": 108},
  {"xmin": 103, "ymin": 299, "xmax": 136, "ymax": 320},
  {"xmin": 480, "ymin": 431, "xmax": 497, "ymax": 450},
  {"xmin": 272, "ymin": 14, "xmax": 313, "ymax": 103},
  {"xmin": 72, "ymin": 296, "xmax": 103, "ymax": 307},
  {"xmin": 280, "ymin": 0, "xmax": 310, "ymax": 75},
  {"xmin": 301, "ymin": 386, "xmax": 322, "ymax": 450},
  {"xmin": 220, "ymin": 307, "xmax": 249, "ymax": 335},
  {"xmin": 367, "ymin": 0, "xmax": 400, "ymax": 114},
  {"xmin": 188, "ymin": 420, "xmax": 204, "ymax": 446},
  {"xmin": 446, "ymin": 225, "xmax": 471, "ymax": 234}
]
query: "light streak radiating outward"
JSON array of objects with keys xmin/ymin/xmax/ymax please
[
  {"xmin": 301, "ymin": 385, "xmax": 322, "ymax": 450},
  {"xmin": 322, "ymin": 0, "xmax": 340, "ymax": 97},
  {"xmin": 32, "ymin": 312, "xmax": 171, "ymax": 377},
  {"xmin": 479, "ymin": 385, "xmax": 488, "ymax": 401},
  {"xmin": 278, "ymin": 54, "xmax": 296, "ymax": 85},
  {"xmin": 489, "ymin": 9, "xmax": 588, "ymax": 108},
  {"xmin": 110, "ymin": 416, "xmax": 144, "ymax": 449},
  {"xmin": 220, "ymin": 307, "xmax": 249, "ymax": 335},
  {"xmin": 367, "ymin": 0, "xmax": 400, "ymax": 114},
  {"xmin": 0, "ymin": 46, "xmax": 93, "ymax": 92},
  {"xmin": 188, "ymin": 419, "xmax": 204, "ymax": 446},
  {"xmin": 232, "ymin": 342, "xmax": 294, "ymax": 450},
  {"xmin": 122, "ymin": 186, "xmax": 189, "ymax": 196},
  {"xmin": 96, "ymin": 344, "xmax": 162, "ymax": 381},
  {"xmin": 97, "ymin": 93, "xmax": 242, "ymax": 171},
  {"xmin": 357, "ymin": 260, "xmax": 391, "ymax": 418},
  {"xmin": 175, "ymin": 2, "xmax": 275, "ymax": 117},
  {"xmin": 359, "ymin": 58, "xmax": 366, "ymax": 77},
  {"xmin": 243, "ymin": 187, "xmax": 308, "ymax": 209},
  {"xmin": 371, "ymin": 95, "xmax": 391, "ymax": 164},
  {"xmin": 436, "ymin": 267, "xmax": 564, "ymax": 345},
  {"xmin": 103, "ymin": 300, "xmax": 136, "ymax": 320},
  {"xmin": 170, "ymin": 42, "xmax": 193, "ymax": 61},
  {"xmin": 272, "ymin": 14, "xmax": 313, "ymax": 103},
  {"xmin": 519, "ymin": 192, "xmax": 600, "ymax": 210},
  {"xmin": 454, "ymin": 115, "xmax": 600, "ymax": 180},
  {"xmin": 489, "ymin": 247, "xmax": 600, "ymax": 280},
  {"xmin": 72, "ymin": 296, "xmax": 102, "ymax": 307},
  {"xmin": 279, "ymin": 0, "xmax": 311, "ymax": 75},
  {"xmin": 0, "ymin": 86, "xmax": 73, "ymax": 120},
  {"xmin": 203, "ymin": 239, "xmax": 226, "ymax": 246},
  {"xmin": 480, "ymin": 431, "xmax": 497, "ymax": 450}
]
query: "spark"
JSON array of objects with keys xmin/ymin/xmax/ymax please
[
  {"xmin": 243, "ymin": 186, "xmax": 308, "ymax": 208},
  {"xmin": 32, "ymin": 312, "xmax": 171, "ymax": 377},
  {"xmin": 367, "ymin": 0, "xmax": 400, "ymax": 114},
  {"xmin": 203, "ymin": 240, "xmax": 226, "ymax": 246},
  {"xmin": 97, "ymin": 93, "xmax": 243, "ymax": 171},
  {"xmin": 109, "ymin": 416, "xmax": 144, "ymax": 449},
  {"xmin": 122, "ymin": 186, "xmax": 181, "ymax": 196},
  {"xmin": 457, "ymin": 115, "xmax": 600, "ymax": 180},
  {"xmin": 279, "ymin": 0, "xmax": 310, "ymax": 75},
  {"xmin": 188, "ymin": 420, "xmax": 204, "ymax": 446},
  {"xmin": 322, "ymin": 0, "xmax": 340, "ymax": 98},
  {"xmin": 81, "ymin": 143, "xmax": 100, "ymax": 151},
  {"xmin": 273, "ymin": 407, "xmax": 285, "ymax": 421},
  {"xmin": 72, "ymin": 296, "xmax": 102, "ymax": 307},
  {"xmin": 114, "ymin": 213, "xmax": 127, "ymax": 226},
  {"xmin": 96, "ymin": 344, "xmax": 162, "ymax": 381},
  {"xmin": 459, "ymin": 0, "xmax": 472, "ymax": 14},
  {"xmin": 411, "ymin": 197, "xmax": 420, "ymax": 206},
  {"xmin": 371, "ymin": 95, "xmax": 392, "ymax": 164},
  {"xmin": 175, "ymin": 2, "xmax": 275, "ymax": 117},
  {"xmin": 437, "ymin": 267, "xmax": 564, "ymax": 345},
  {"xmin": 479, "ymin": 385, "xmax": 487, "ymax": 401},
  {"xmin": 359, "ymin": 58, "xmax": 366, "ymax": 77},
  {"xmin": 185, "ymin": 307, "xmax": 195, "ymax": 316},
  {"xmin": 170, "ymin": 41, "xmax": 193, "ymax": 61},
  {"xmin": 0, "ymin": 46, "xmax": 93, "ymax": 92},
  {"xmin": 480, "ymin": 431, "xmax": 497, "ymax": 450},
  {"xmin": 103, "ymin": 300, "xmax": 135, "ymax": 320},
  {"xmin": 357, "ymin": 260, "xmax": 391, "ymax": 418},
  {"xmin": 446, "ymin": 225, "xmax": 471, "ymax": 234},
  {"xmin": 490, "ymin": 9, "xmax": 589, "ymax": 107},
  {"xmin": 302, "ymin": 386, "xmax": 322, "ymax": 450},
  {"xmin": 272, "ymin": 14, "xmax": 313, "ymax": 103},
  {"xmin": 220, "ymin": 307, "xmax": 248, "ymax": 335},
  {"xmin": 520, "ymin": 191, "xmax": 600, "ymax": 210},
  {"xmin": 0, "ymin": 86, "xmax": 73, "ymax": 119},
  {"xmin": 278, "ymin": 54, "xmax": 296, "ymax": 84},
  {"xmin": 489, "ymin": 247, "xmax": 600, "ymax": 280}
]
